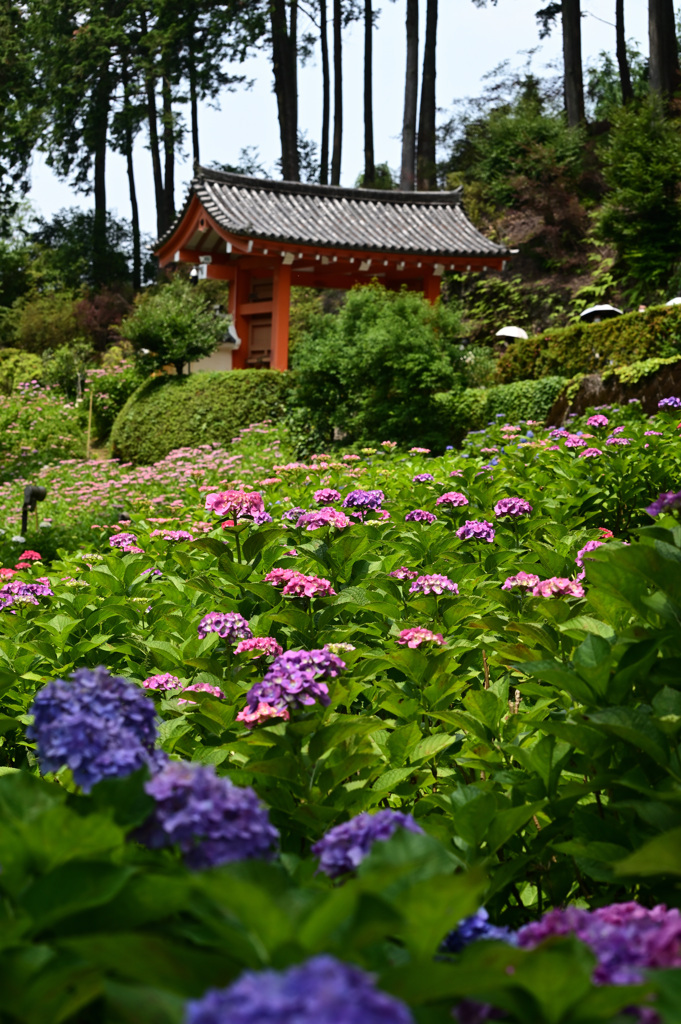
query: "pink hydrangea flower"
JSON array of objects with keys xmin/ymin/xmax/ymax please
[
  {"xmin": 579, "ymin": 447, "xmax": 603, "ymax": 458},
  {"xmin": 296, "ymin": 507, "xmax": 351, "ymax": 530},
  {"xmin": 143, "ymin": 673, "xmax": 181, "ymax": 690},
  {"xmin": 281, "ymin": 573, "xmax": 336, "ymax": 598},
  {"xmin": 456, "ymin": 519, "xmax": 495, "ymax": 543},
  {"xmin": 234, "ymin": 637, "xmax": 284, "ymax": 658},
  {"xmin": 494, "ymin": 497, "xmax": 533, "ymax": 518},
  {"xmin": 409, "ymin": 447, "xmax": 431, "ymax": 454},
  {"xmin": 236, "ymin": 702, "xmax": 290, "ymax": 729},
  {"xmin": 501, "ymin": 572, "xmax": 541, "ymax": 591},
  {"xmin": 449, "ymin": 469, "xmax": 463, "ymax": 477},
  {"xmin": 532, "ymin": 577, "xmax": 585, "ymax": 599},
  {"xmin": 606, "ymin": 436, "xmax": 631, "ymax": 446},
  {"xmin": 264, "ymin": 568, "xmax": 298, "ymax": 586},
  {"xmin": 381, "ymin": 440, "xmax": 397, "ymax": 450},
  {"xmin": 177, "ymin": 682, "xmax": 225, "ymax": 706},
  {"xmin": 576, "ymin": 539, "xmax": 604, "ymax": 568},
  {"xmin": 396, "ymin": 627, "xmax": 445, "ymax": 648},
  {"xmin": 314, "ymin": 488, "xmax": 342, "ymax": 504},
  {"xmin": 149, "ymin": 529, "xmax": 194, "ymax": 542},
  {"xmin": 19, "ymin": 550, "xmax": 42, "ymax": 561},
  {"xmin": 205, "ymin": 490, "xmax": 265, "ymax": 518},
  {"xmin": 389, "ymin": 566, "xmax": 418, "ymax": 580},
  {"xmin": 644, "ymin": 431, "xmax": 663, "ymax": 436},
  {"xmin": 0, "ymin": 568, "xmax": 15, "ymax": 579},
  {"xmin": 435, "ymin": 491, "xmax": 469, "ymax": 507},
  {"xmin": 409, "ymin": 574, "xmax": 459, "ymax": 596},
  {"xmin": 587, "ymin": 414, "xmax": 609, "ymax": 427}
]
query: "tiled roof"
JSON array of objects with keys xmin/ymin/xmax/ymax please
[{"xmin": 157, "ymin": 166, "xmax": 508, "ymax": 258}]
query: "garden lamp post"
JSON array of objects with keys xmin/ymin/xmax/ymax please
[{"xmin": 21, "ymin": 485, "xmax": 47, "ymax": 536}]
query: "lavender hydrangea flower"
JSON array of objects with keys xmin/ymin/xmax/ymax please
[
  {"xmin": 0, "ymin": 578, "xmax": 53, "ymax": 608},
  {"xmin": 456, "ymin": 520, "xmax": 495, "ymax": 543},
  {"xmin": 314, "ymin": 488, "xmax": 342, "ymax": 504},
  {"xmin": 575, "ymin": 539, "xmax": 604, "ymax": 568},
  {"xmin": 412, "ymin": 473, "xmax": 435, "ymax": 483},
  {"xmin": 442, "ymin": 909, "xmax": 516, "ymax": 953},
  {"xmin": 658, "ymin": 396, "xmax": 681, "ymax": 409},
  {"xmin": 109, "ymin": 532, "xmax": 137, "ymax": 549},
  {"xmin": 197, "ymin": 611, "xmax": 253, "ymax": 643},
  {"xmin": 578, "ymin": 447, "xmax": 603, "ymax": 458},
  {"xmin": 27, "ymin": 666, "xmax": 161, "ymax": 792},
  {"xmin": 409, "ymin": 574, "xmax": 459, "ymax": 596},
  {"xmin": 342, "ymin": 489, "xmax": 385, "ymax": 510},
  {"xmin": 312, "ymin": 810, "xmax": 423, "ymax": 878},
  {"xmin": 646, "ymin": 490, "xmax": 681, "ymax": 516},
  {"xmin": 245, "ymin": 648, "xmax": 346, "ymax": 714},
  {"xmin": 296, "ymin": 507, "xmax": 351, "ymax": 530},
  {"xmin": 282, "ymin": 506, "xmax": 306, "ymax": 522},
  {"xmin": 493, "ymin": 497, "xmax": 532, "ymax": 518},
  {"xmin": 501, "ymin": 571, "xmax": 540, "ymax": 591},
  {"xmin": 404, "ymin": 509, "xmax": 437, "ymax": 524},
  {"xmin": 389, "ymin": 566, "xmax": 418, "ymax": 580},
  {"xmin": 185, "ymin": 955, "xmax": 414, "ymax": 1024},
  {"xmin": 138, "ymin": 761, "xmax": 279, "ymax": 869}
]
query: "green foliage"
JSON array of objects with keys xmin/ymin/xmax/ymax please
[
  {"xmin": 119, "ymin": 278, "xmax": 228, "ymax": 376},
  {"xmin": 601, "ymin": 355, "xmax": 681, "ymax": 387},
  {"xmin": 0, "ymin": 382, "xmax": 85, "ymax": 482},
  {"xmin": 452, "ymin": 273, "xmax": 571, "ymax": 345},
  {"xmin": 40, "ymin": 341, "xmax": 93, "ymax": 399},
  {"xmin": 288, "ymin": 283, "xmax": 463, "ymax": 452},
  {"xmin": 585, "ymin": 49, "xmax": 648, "ymax": 120},
  {"xmin": 84, "ymin": 357, "xmax": 146, "ymax": 440},
  {"xmin": 596, "ymin": 97, "xmax": 681, "ymax": 301},
  {"xmin": 9, "ymin": 288, "xmax": 85, "ymax": 354},
  {"xmin": 0, "ymin": 348, "xmax": 42, "ymax": 395},
  {"xmin": 110, "ymin": 370, "xmax": 289, "ymax": 464},
  {"xmin": 497, "ymin": 305, "xmax": 681, "ymax": 383},
  {"xmin": 435, "ymin": 376, "xmax": 566, "ymax": 441}
]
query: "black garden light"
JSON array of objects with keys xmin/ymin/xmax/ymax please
[{"xmin": 21, "ymin": 485, "xmax": 47, "ymax": 536}]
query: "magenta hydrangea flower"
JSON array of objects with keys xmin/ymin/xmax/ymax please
[
  {"xmin": 456, "ymin": 520, "xmax": 495, "ymax": 543},
  {"xmin": 586, "ymin": 414, "xmax": 609, "ymax": 427},
  {"xmin": 264, "ymin": 567, "xmax": 298, "ymax": 586},
  {"xmin": 312, "ymin": 810, "xmax": 423, "ymax": 878},
  {"xmin": 658, "ymin": 396, "xmax": 681, "ymax": 409},
  {"xmin": 409, "ymin": 574, "xmax": 459, "ymax": 596},
  {"xmin": 435, "ymin": 491, "xmax": 468, "ymax": 507},
  {"xmin": 236, "ymin": 702, "xmax": 290, "ymax": 728},
  {"xmin": 501, "ymin": 572, "xmax": 541, "ymax": 591},
  {"xmin": 185, "ymin": 956, "xmax": 414, "ymax": 1024},
  {"xmin": 149, "ymin": 529, "xmax": 194, "ymax": 542},
  {"xmin": 606, "ymin": 436, "xmax": 631, "ymax": 446},
  {"xmin": 579, "ymin": 447, "xmax": 603, "ymax": 458},
  {"xmin": 412, "ymin": 473, "xmax": 435, "ymax": 483},
  {"xmin": 143, "ymin": 673, "xmax": 181, "ymax": 690},
  {"xmin": 245, "ymin": 648, "xmax": 346, "ymax": 713},
  {"xmin": 197, "ymin": 611, "xmax": 253, "ymax": 642},
  {"xmin": 532, "ymin": 577, "xmax": 585, "ymax": 599},
  {"xmin": 404, "ymin": 509, "xmax": 437, "ymax": 524},
  {"xmin": 314, "ymin": 488, "xmax": 342, "ymax": 504},
  {"xmin": 494, "ymin": 497, "xmax": 532, "ymax": 518},
  {"xmin": 281, "ymin": 573, "xmax": 336, "ymax": 598},
  {"xmin": 296, "ymin": 507, "xmax": 351, "ymax": 530},
  {"xmin": 109, "ymin": 532, "xmax": 137, "ymax": 549},
  {"xmin": 396, "ymin": 627, "xmax": 444, "ymax": 648},
  {"xmin": 646, "ymin": 490, "xmax": 681, "ymax": 516},
  {"xmin": 177, "ymin": 682, "xmax": 225, "ymax": 705},
  {"xmin": 576, "ymin": 539, "xmax": 604, "ymax": 568},
  {"xmin": 204, "ymin": 490, "xmax": 264, "ymax": 518},
  {"xmin": 138, "ymin": 761, "xmax": 279, "ymax": 869},
  {"xmin": 234, "ymin": 637, "xmax": 284, "ymax": 658},
  {"xmin": 644, "ymin": 430, "xmax": 663, "ymax": 436},
  {"xmin": 389, "ymin": 566, "xmax": 418, "ymax": 580}
]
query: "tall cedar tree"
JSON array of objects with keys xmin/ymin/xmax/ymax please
[
  {"xmin": 400, "ymin": 0, "xmax": 418, "ymax": 189},
  {"xmin": 331, "ymin": 0, "xmax": 343, "ymax": 184},
  {"xmin": 0, "ymin": 1, "xmax": 39, "ymax": 222},
  {"xmin": 649, "ymin": 0, "xmax": 679, "ymax": 98},
  {"xmin": 271, "ymin": 0, "xmax": 300, "ymax": 181},
  {"xmin": 364, "ymin": 0, "xmax": 375, "ymax": 186},
  {"xmin": 319, "ymin": 0, "xmax": 331, "ymax": 183},
  {"xmin": 536, "ymin": 3, "xmax": 584, "ymax": 126},
  {"xmin": 416, "ymin": 0, "xmax": 437, "ymax": 189},
  {"xmin": 615, "ymin": 0, "xmax": 633, "ymax": 104}
]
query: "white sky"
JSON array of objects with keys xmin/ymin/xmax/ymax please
[{"xmin": 28, "ymin": 1, "xmax": 648, "ymax": 238}]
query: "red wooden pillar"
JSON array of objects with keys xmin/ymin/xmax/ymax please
[
  {"xmin": 229, "ymin": 265, "xmax": 251, "ymax": 369},
  {"xmin": 270, "ymin": 263, "xmax": 292, "ymax": 370},
  {"xmin": 423, "ymin": 272, "xmax": 442, "ymax": 304}
]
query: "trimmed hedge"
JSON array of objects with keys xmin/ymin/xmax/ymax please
[
  {"xmin": 496, "ymin": 304, "xmax": 681, "ymax": 383},
  {"xmin": 434, "ymin": 375, "xmax": 566, "ymax": 442},
  {"xmin": 110, "ymin": 370, "xmax": 289, "ymax": 464}
]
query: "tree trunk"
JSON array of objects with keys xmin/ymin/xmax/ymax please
[
  {"xmin": 161, "ymin": 77, "xmax": 175, "ymax": 231},
  {"xmin": 331, "ymin": 0, "xmax": 342, "ymax": 185},
  {"xmin": 140, "ymin": 11, "xmax": 165, "ymax": 237},
  {"xmin": 615, "ymin": 0, "xmax": 633, "ymax": 104},
  {"xmin": 363, "ymin": 0, "xmax": 375, "ymax": 186},
  {"xmin": 92, "ymin": 69, "xmax": 110, "ymax": 286},
  {"xmin": 270, "ymin": 0, "xmax": 300, "ymax": 180},
  {"xmin": 649, "ymin": 0, "xmax": 679, "ymax": 98},
  {"xmin": 121, "ymin": 66, "xmax": 141, "ymax": 289},
  {"xmin": 400, "ymin": 0, "xmax": 418, "ymax": 190},
  {"xmin": 319, "ymin": 0, "xmax": 330, "ymax": 184},
  {"xmin": 416, "ymin": 0, "xmax": 437, "ymax": 190},
  {"xmin": 189, "ymin": 51, "xmax": 200, "ymax": 165},
  {"xmin": 562, "ymin": 0, "xmax": 584, "ymax": 126}
]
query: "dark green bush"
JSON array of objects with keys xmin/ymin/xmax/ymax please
[
  {"xmin": 110, "ymin": 370, "xmax": 289, "ymax": 464},
  {"xmin": 497, "ymin": 304, "xmax": 681, "ymax": 383},
  {"xmin": 435, "ymin": 375, "xmax": 566, "ymax": 442}
]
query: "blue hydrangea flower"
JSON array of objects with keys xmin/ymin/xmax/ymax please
[
  {"xmin": 246, "ymin": 648, "xmax": 346, "ymax": 714},
  {"xmin": 138, "ymin": 761, "xmax": 279, "ymax": 870},
  {"xmin": 312, "ymin": 809, "xmax": 423, "ymax": 878},
  {"xmin": 185, "ymin": 955, "xmax": 414, "ymax": 1024},
  {"xmin": 27, "ymin": 666, "xmax": 161, "ymax": 792},
  {"xmin": 442, "ymin": 908, "xmax": 516, "ymax": 953}
]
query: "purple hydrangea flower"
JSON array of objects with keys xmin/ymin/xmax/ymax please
[
  {"xmin": 245, "ymin": 648, "xmax": 346, "ymax": 714},
  {"xmin": 312, "ymin": 810, "xmax": 423, "ymax": 878},
  {"xmin": 282, "ymin": 506, "xmax": 306, "ymax": 522},
  {"xmin": 139, "ymin": 761, "xmax": 279, "ymax": 869},
  {"xmin": 586, "ymin": 414, "xmax": 609, "ymax": 428},
  {"xmin": 658, "ymin": 397, "xmax": 681, "ymax": 409},
  {"xmin": 404, "ymin": 509, "xmax": 437, "ymax": 524},
  {"xmin": 314, "ymin": 488, "xmax": 342, "ymax": 504},
  {"xmin": 493, "ymin": 497, "xmax": 532, "ymax": 518},
  {"xmin": 605, "ymin": 436, "xmax": 631, "ymax": 446},
  {"xmin": 342, "ymin": 489, "xmax": 385, "ymax": 510},
  {"xmin": 646, "ymin": 490, "xmax": 681, "ymax": 516},
  {"xmin": 0, "ymin": 578, "xmax": 53, "ymax": 609},
  {"xmin": 435, "ymin": 491, "xmax": 468, "ymax": 508},
  {"xmin": 27, "ymin": 666, "xmax": 161, "ymax": 792},
  {"xmin": 456, "ymin": 520, "xmax": 495, "ymax": 543},
  {"xmin": 185, "ymin": 955, "xmax": 414, "ymax": 1024},
  {"xmin": 296, "ymin": 507, "xmax": 351, "ymax": 530},
  {"xmin": 409, "ymin": 573, "xmax": 459, "ymax": 596},
  {"xmin": 575, "ymin": 539, "xmax": 603, "ymax": 568},
  {"xmin": 442, "ymin": 908, "xmax": 516, "ymax": 953},
  {"xmin": 412, "ymin": 473, "xmax": 435, "ymax": 483},
  {"xmin": 197, "ymin": 611, "xmax": 253, "ymax": 643},
  {"xmin": 109, "ymin": 532, "xmax": 138, "ymax": 549}
]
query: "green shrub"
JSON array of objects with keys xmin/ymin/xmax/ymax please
[
  {"xmin": 40, "ymin": 340, "xmax": 93, "ymax": 398},
  {"xmin": 497, "ymin": 304, "xmax": 681, "ymax": 383},
  {"xmin": 119, "ymin": 278, "xmax": 228, "ymax": 376},
  {"xmin": 288, "ymin": 282, "xmax": 463, "ymax": 452},
  {"xmin": 11, "ymin": 288, "xmax": 86, "ymax": 354},
  {"xmin": 84, "ymin": 357, "xmax": 147, "ymax": 440},
  {"xmin": 0, "ymin": 383, "xmax": 86, "ymax": 482},
  {"xmin": 0, "ymin": 348, "xmax": 43, "ymax": 395},
  {"xmin": 110, "ymin": 370, "xmax": 289, "ymax": 464},
  {"xmin": 434, "ymin": 375, "xmax": 566, "ymax": 443}
]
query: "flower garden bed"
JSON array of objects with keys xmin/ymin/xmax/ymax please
[{"xmin": 1, "ymin": 401, "xmax": 681, "ymax": 1022}]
